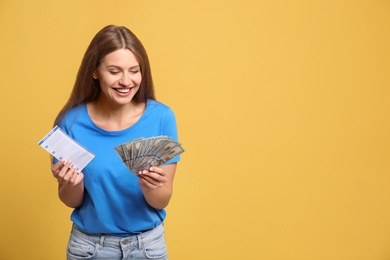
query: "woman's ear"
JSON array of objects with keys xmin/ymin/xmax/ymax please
[{"xmin": 92, "ymin": 71, "xmax": 98, "ymax": 79}]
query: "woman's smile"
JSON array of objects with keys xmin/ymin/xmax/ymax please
[
  {"xmin": 94, "ymin": 48, "xmax": 142, "ymax": 105},
  {"xmin": 113, "ymin": 87, "xmax": 132, "ymax": 95}
]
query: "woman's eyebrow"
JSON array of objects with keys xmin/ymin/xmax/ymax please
[{"xmin": 106, "ymin": 65, "xmax": 140, "ymax": 69}]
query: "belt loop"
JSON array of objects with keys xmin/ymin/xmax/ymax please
[
  {"xmin": 137, "ymin": 235, "xmax": 142, "ymax": 250},
  {"xmin": 98, "ymin": 235, "xmax": 105, "ymax": 249}
]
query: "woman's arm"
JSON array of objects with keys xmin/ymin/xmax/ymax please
[
  {"xmin": 52, "ymin": 160, "xmax": 85, "ymax": 208},
  {"xmin": 136, "ymin": 163, "xmax": 177, "ymax": 209}
]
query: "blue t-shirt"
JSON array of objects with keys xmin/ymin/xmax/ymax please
[{"xmin": 57, "ymin": 100, "xmax": 180, "ymax": 236}]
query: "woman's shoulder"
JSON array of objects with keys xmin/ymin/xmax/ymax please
[
  {"xmin": 147, "ymin": 99, "xmax": 172, "ymax": 111},
  {"xmin": 58, "ymin": 104, "xmax": 87, "ymax": 129},
  {"xmin": 144, "ymin": 99, "xmax": 176, "ymax": 125}
]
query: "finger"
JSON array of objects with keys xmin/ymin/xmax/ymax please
[
  {"xmin": 58, "ymin": 160, "xmax": 73, "ymax": 178},
  {"xmin": 139, "ymin": 170, "xmax": 161, "ymax": 183},
  {"xmin": 149, "ymin": 167, "xmax": 165, "ymax": 177},
  {"xmin": 138, "ymin": 173, "xmax": 164, "ymax": 187},
  {"xmin": 51, "ymin": 160, "xmax": 65, "ymax": 176},
  {"xmin": 69, "ymin": 171, "xmax": 78, "ymax": 185},
  {"xmin": 57, "ymin": 161, "xmax": 75, "ymax": 185},
  {"xmin": 62, "ymin": 166, "xmax": 75, "ymax": 183},
  {"xmin": 148, "ymin": 169, "xmax": 167, "ymax": 184},
  {"xmin": 138, "ymin": 175, "xmax": 161, "ymax": 189},
  {"xmin": 52, "ymin": 160, "xmax": 65, "ymax": 171}
]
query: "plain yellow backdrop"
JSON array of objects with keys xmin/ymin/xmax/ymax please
[{"xmin": 0, "ymin": 0, "xmax": 389, "ymax": 259}]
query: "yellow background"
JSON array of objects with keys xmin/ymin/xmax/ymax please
[{"xmin": 1, "ymin": 0, "xmax": 389, "ymax": 259}]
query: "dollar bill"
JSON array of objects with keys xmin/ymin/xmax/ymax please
[{"xmin": 114, "ymin": 136, "xmax": 184, "ymax": 173}]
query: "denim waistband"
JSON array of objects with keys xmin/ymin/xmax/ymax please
[{"xmin": 71, "ymin": 223, "xmax": 164, "ymax": 249}]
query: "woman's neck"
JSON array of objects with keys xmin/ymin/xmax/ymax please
[{"xmin": 87, "ymin": 99, "xmax": 146, "ymax": 131}]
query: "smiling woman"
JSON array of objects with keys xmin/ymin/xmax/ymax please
[
  {"xmin": 93, "ymin": 49, "xmax": 141, "ymax": 103},
  {"xmin": 49, "ymin": 25, "xmax": 181, "ymax": 260},
  {"xmin": 90, "ymin": 49, "xmax": 144, "ymax": 130},
  {"xmin": 55, "ymin": 25, "xmax": 155, "ymax": 126}
]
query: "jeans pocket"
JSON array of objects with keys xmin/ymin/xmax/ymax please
[
  {"xmin": 142, "ymin": 232, "xmax": 168, "ymax": 259},
  {"xmin": 67, "ymin": 233, "xmax": 97, "ymax": 259}
]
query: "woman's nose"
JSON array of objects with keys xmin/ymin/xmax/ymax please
[{"xmin": 119, "ymin": 73, "xmax": 131, "ymax": 86}]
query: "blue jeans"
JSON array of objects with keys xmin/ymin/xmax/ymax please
[{"xmin": 66, "ymin": 224, "xmax": 168, "ymax": 260}]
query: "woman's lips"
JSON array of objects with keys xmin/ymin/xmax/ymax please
[
  {"xmin": 115, "ymin": 88, "xmax": 131, "ymax": 93},
  {"xmin": 113, "ymin": 87, "xmax": 133, "ymax": 95}
]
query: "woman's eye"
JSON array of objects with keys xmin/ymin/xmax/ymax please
[
  {"xmin": 130, "ymin": 70, "xmax": 139, "ymax": 74},
  {"xmin": 109, "ymin": 71, "xmax": 120, "ymax": 75}
]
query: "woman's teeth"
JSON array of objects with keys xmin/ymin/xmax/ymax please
[{"xmin": 116, "ymin": 88, "xmax": 130, "ymax": 93}]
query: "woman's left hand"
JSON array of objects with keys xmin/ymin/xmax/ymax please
[
  {"xmin": 136, "ymin": 166, "xmax": 168, "ymax": 190},
  {"xmin": 135, "ymin": 163, "xmax": 177, "ymax": 209}
]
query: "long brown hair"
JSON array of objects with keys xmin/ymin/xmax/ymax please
[{"xmin": 54, "ymin": 25, "xmax": 155, "ymax": 125}]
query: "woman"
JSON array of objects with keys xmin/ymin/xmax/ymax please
[{"xmin": 51, "ymin": 25, "xmax": 180, "ymax": 260}]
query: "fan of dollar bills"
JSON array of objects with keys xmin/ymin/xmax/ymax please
[{"xmin": 114, "ymin": 136, "xmax": 184, "ymax": 173}]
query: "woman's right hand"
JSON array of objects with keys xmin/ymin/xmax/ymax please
[{"xmin": 51, "ymin": 160, "xmax": 84, "ymax": 187}]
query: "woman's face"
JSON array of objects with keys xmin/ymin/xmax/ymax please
[{"xmin": 94, "ymin": 48, "xmax": 142, "ymax": 105}]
